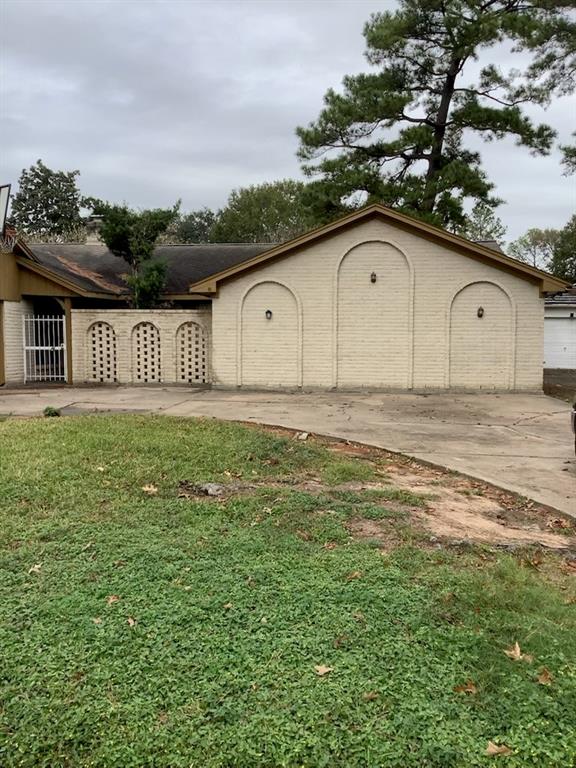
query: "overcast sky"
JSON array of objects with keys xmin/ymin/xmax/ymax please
[{"xmin": 1, "ymin": 0, "xmax": 574, "ymax": 240}]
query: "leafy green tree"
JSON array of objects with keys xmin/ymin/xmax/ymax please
[
  {"xmin": 99, "ymin": 203, "xmax": 180, "ymax": 308},
  {"xmin": 174, "ymin": 208, "xmax": 217, "ymax": 243},
  {"xmin": 508, "ymin": 228, "xmax": 560, "ymax": 270},
  {"xmin": 548, "ymin": 214, "xmax": 576, "ymax": 284},
  {"xmin": 11, "ymin": 159, "xmax": 88, "ymax": 238},
  {"xmin": 211, "ymin": 180, "xmax": 315, "ymax": 243},
  {"xmin": 455, "ymin": 202, "xmax": 506, "ymax": 244},
  {"xmin": 297, "ymin": 1, "xmax": 574, "ymax": 229}
]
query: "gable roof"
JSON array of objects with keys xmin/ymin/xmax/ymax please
[
  {"xmin": 187, "ymin": 204, "xmax": 568, "ymax": 294},
  {"xmin": 24, "ymin": 242, "xmax": 274, "ymax": 297}
]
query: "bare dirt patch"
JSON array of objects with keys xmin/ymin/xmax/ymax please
[{"xmin": 261, "ymin": 429, "xmax": 576, "ymax": 551}]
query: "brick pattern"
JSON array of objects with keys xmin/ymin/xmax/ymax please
[
  {"xmin": 337, "ymin": 241, "xmax": 411, "ymax": 388},
  {"xmin": 212, "ymin": 218, "xmax": 543, "ymax": 391},
  {"xmin": 2, "ymin": 299, "xmax": 33, "ymax": 384},
  {"xmin": 240, "ymin": 282, "xmax": 300, "ymax": 388},
  {"xmin": 449, "ymin": 282, "xmax": 514, "ymax": 389},
  {"xmin": 72, "ymin": 309, "xmax": 211, "ymax": 385}
]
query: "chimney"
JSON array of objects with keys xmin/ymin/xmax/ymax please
[{"xmin": 85, "ymin": 215, "xmax": 103, "ymax": 244}]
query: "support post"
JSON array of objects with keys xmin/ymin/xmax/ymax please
[{"xmin": 64, "ymin": 298, "xmax": 73, "ymax": 385}]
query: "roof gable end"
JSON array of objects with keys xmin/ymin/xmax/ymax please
[{"xmin": 187, "ymin": 204, "xmax": 568, "ymax": 294}]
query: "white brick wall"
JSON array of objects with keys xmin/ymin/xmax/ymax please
[
  {"xmin": 2, "ymin": 299, "xmax": 33, "ymax": 384},
  {"xmin": 212, "ymin": 218, "xmax": 543, "ymax": 391},
  {"xmin": 71, "ymin": 309, "xmax": 211, "ymax": 384}
]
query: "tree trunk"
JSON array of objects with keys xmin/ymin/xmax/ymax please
[{"xmin": 421, "ymin": 58, "xmax": 461, "ymax": 214}]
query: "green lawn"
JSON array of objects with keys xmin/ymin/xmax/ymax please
[{"xmin": 1, "ymin": 415, "xmax": 575, "ymax": 768}]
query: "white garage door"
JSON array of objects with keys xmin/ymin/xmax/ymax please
[{"xmin": 544, "ymin": 318, "xmax": 576, "ymax": 369}]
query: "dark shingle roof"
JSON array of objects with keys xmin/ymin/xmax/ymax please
[{"xmin": 27, "ymin": 243, "xmax": 275, "ymax": 295}]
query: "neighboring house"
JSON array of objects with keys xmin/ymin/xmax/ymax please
[
  {"xmin": 0, "ymin": 204, "xmax": 567, "ymax": 390},
  {"xmin": 544, "ymin": 288, "xmax": 576, "ymax": 370}
]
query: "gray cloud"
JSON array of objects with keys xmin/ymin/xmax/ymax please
[{"xmin": 0, "ymin": 0, "xmax": 574, "ymax": 240}]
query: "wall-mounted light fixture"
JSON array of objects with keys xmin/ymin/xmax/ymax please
[
  {"xmin": 477, "ymin": 307, "xmax": 484, "ymax": 318},
  {"xmin": 370, "ymin": 272, "xmax": 377, "ymax": 284},
  {"xmin": 265, "ymin": 309, "xmax": 273, "ymax": 320}
]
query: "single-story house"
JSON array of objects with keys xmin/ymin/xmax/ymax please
[
  {"xmin": 0, "ymin": 204, "xmax": 567, "ymax": 390},
  {"xmin": 544, "ymin": 288, "xmax": 576, "ymax": 370}
]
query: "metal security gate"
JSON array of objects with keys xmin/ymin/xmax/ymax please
[{"xmin": 23, "ymin": 315, "xmax": 67, "ymax": 383}]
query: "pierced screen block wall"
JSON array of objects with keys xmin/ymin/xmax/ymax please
[
  {"xmin": 88, "ymin": 322, "xmax": 117, "ymax": 383},
  {"xmin": 132, "ymin": 322, "xmax": 161, "ymax": 383},
  {"xmin": 177, "ymin": 321, "xmax": 207, "ymax": 383},
  {"xmin": 71, "ymin": 310, "xmax": 211, "ymax": 384}
]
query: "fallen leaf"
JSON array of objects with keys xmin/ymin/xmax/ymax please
[
  {"xmin": 504, "ymin": 642, "xmax": 532, "ymax": 662},
  {"xmin": 453, "ymin": 679, "xmax": 478, "ymax": 695},
  {"xmin": 223, "ymin": 602, "xmax": 233, "ymax": 609},
  {"xmin": 537, "ymin": 667, "xmax": 553, "ymax": 686},
  {"xmin": 323, "ymin": 541, "xmax": 338, "ymax": 550},
  {"xmin": 28, "ymin": 563, "xmax": 42, "ymax": 574},
  {"xmin": 486, "ymin": 741, "xmax": 512, "ymax": 756},
  {"xmin": 362, "ymin": 690, "xmax": 379, "ymax": 701},
  {"xmin": 346, "ymin": 570, "xmax": 363, "ymax": 581},
  {"xmin": 127, "ymin": 617, "xmax": 137, "ymax": 628},
  {"xmin": 314, "ymin": 664, "xmax": 333, "ymax": 676},
  {"xmin": 106, "ymin": 594, "xmax": 120, "ymax": 605},
  {"xmin": 92, "ymin": 616, "xmax": 102, "ymax": 624},
  {"xmin": 96, "ymin": 466, "xmax": 105, "ymax": 472},
  {"xmin": 142, "ymin": 484, "xmax": 158, "ymax": 495},
  {"xmin": 547, "ymin": 517, "xmax": 570, "ymax": 529},
  {"xmin": 522, "ymin": 553, "xmax": 543, "ymax": 570}
]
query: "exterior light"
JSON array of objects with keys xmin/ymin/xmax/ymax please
[
  {"xmin": 477, "ymin": 307, "xmax": 484, "ymax": 318},
  {"xmin": 370, "ymin": 272, "xmax": 377, "ymax": 283},
  {"xmin": 265, "ymin": 309, "xmax": 273, "ymax": 320}
]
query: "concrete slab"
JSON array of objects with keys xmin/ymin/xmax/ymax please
[{"xmin": 1, "ymin": 386, "xmax": 574, "ymax": 517}]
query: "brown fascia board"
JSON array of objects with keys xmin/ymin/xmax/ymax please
[{"xmin": 188, "ymin": 204, "xmax": 568, "ymax": 295}]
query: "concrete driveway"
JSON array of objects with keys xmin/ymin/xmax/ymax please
[{"xmin": 1, "ymin": 386, "xmax": 574, "ymax": 517}]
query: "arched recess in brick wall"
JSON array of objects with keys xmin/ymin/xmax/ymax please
[
  {"xmin": 335, "ymin": 241, "xmax": 412, "ymax": 388},
  {"xmin": 448, "ymin": 281, "xmax": 514, "ymax": 390},
  {"xmin": 87, "ymin": 322, "xmax": 117, "ymax": 383},
  {"xmin": 131, "ymin": 322, "xmax": 161, "ymax": 383},
  {"xmin": 176, "ymin": 321, "xmax": 208, "ymax": 384},
  {"xmin": 239, "ymin": 281, "xmax": 301, "ymax": 388}
]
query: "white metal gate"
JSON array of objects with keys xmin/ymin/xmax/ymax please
[{"xmin": 23, "ymin": 315, "xmax": 67, "ymax": 383}]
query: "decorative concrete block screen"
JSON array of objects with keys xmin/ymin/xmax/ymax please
[
  {"xmin": 132, "ymin": 322, "xmax": 161, "ymax": 383},
  {"xmin": 177, "ymin": 321, "xmax": 208, "ymax": 384},
  {"xmin": 89, "ymin": 322, "xmax": 117, "ymax": 383},
  {"xmin": 72, "ymin": 309, "xmax": 211, "ymax": 385}
]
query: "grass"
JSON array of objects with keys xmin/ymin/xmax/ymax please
[{"xmin": 0, "ymin": 415, "xmax": 575, "ymax": 768}]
